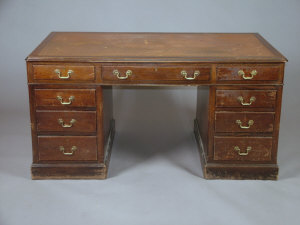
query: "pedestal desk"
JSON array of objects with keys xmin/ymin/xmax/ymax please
[{"xmin": 26, "ymin": 32, "xmax": 287, "ymax": 180}]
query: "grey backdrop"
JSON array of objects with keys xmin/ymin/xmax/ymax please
[{"xmin": 0, "ymin": 1, "xmax": 300, "ymax": 225}]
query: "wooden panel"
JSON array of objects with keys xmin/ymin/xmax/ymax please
[
  {"xmin": 271, "ymin": 86, "xmax": 283, "ymax": 163},
  {"xmin": 216, "ymin": 90, "xmax": 277, "ymax": 108},
  {"xmin": 195, "ymin": 87, "xmax": 210, "ymax": 155},
  {"xmin": 216, "ymin": 64, "xmax": 280, "ymax": 82},
  {"xmin": 214, "ymin": 137, "xmax": 273, "ymax": 162},
  {"xmin": 28, "ymin": 85, "xmax": 39, "ymax": 163},
  {"xmin": 36, "ymin": 111, "xmax": 96, "ymax": 133},
  {"xmin": 35, "ymin": 89, "xmax": 96, "ymax": 108},
  {"xmin": 33, "ymin": 65, "xmax": 95, "ymax": 81},
  {"xmin": 38, "ymin": 136, "xmax": 97, "ymax": 161},
  {"xmin": 215, "ymin": 112, "xmax": 275, "ymax": 133},
  {"xmin": 204, "ymin": 163, "xmax": 278, "ymax": 180},
  {"xmin": 101, "ymin": 86, "xmax": 114, "ymax": 160},
  {"xmin": 31, "ymin": 163, "xmax": 107, "ymax": 179},
  {"xmin": 27, "ymin": 33, "xmax": 287, "ymax": 62},
  {"xmin": 101, "ymin": 65, "xmax": 211, "ymax": 83}
]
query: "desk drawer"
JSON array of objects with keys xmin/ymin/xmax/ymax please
[
  {"xmin": 215, "ymin": 112, "xmax": 274, "ymax": 133},
  {"xmin": 35, "ymin": 89, "xmax": 96, "ymax": 108},
  {"xmin": 101, "ymin": 65, "xmax": 211, "ymax": 82},
  {"xmin": 216, "ymin": 64, "xmax": 280, "ymax": 82},
  {"xmin": 38, "ymin": 136, "xmax": 97, "ymax": 161},
  {"xmin": 216, "ymin": 90, "xmax": 277, "ymax": 108},
  {"xmin": 33, "ymin": 65, "xmax": 95, "ymax": 82},
  {"xmin": 36, "ymin": 111, "xmax": 96, "ymax": 133},
  {"xmin": 214, "ymin": 137, "xmax": 273, "ymax": 162}
]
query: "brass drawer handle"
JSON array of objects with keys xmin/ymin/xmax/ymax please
[
  {"xmin": 58, "ymin": 118, "xmax": 76, "ymax": 128},
  {"xmin": 113, "ymin": 69, "xmax": 132, "ymax": 79},
  {"xmin": 237, "ymin": 96, "xmax": 256, "ymax": 106},
  {"xmin": 56, "ymin": 96, "xmax": 75, "ymax": 105},
  {"xmin": 181, "ymin": 70, "xmax": 200, "ymax": 80},
  {"xmin": 55, "ymin": 69, "xmax": 73, "ymax": 79},
  {"xmin": 238, "ymin": 69, "xmax": 257, "ymax": 80},
  {"xmin": 59, "ymin": 146, "xmax": 77, "ymax": 156},
  {"xmin": 236, "ymin": 120, "xmax": 254, "ymax": 129},
  {"xmin": 234, "ymin": 146, "xmax": 252, "ymax": 156}
]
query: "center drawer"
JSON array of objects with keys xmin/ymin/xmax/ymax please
[
  {"xmin": 36, "ymin": 111, "xmax": 96, "ymax": 133},
  {"xmin": 101, "ymin": 65, "xmax": 211, "ymax": 82}
]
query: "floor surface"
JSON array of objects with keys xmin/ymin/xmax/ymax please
[{"xmin": 0, "ymin": 112, "xmax": 299, "ymax": 225}]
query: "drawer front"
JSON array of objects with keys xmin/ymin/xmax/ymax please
[
  {"xmin": 35, "ymin": 89, "xmax": 96, "ymax": 108},
  {"xmin": 215, "ymin": 112, "xmax": 275, "ymax": 133},
  {"xmin": 101, "ymin": 65, "xmax": 211, "ymax": 82},
  {"xmin": 214, "ymin": 137, "xmax": 273, "ymax": 162},
  {"xmin": 33, "ymin": 65, "xmax": 95, "ymax": 81},
  {"xmin": 216, "ymin": 64, "xmax": 280, "ymax": 82},
  {"xmin": 36, "ymin": 111, "xmax": 96, "ymax": 133},
  {"xmin": 216, "ymin": 90, "xmax": 277, "ymax": 108},
  {"xmin": 38, "ymin": 136, "xmax": 97, "ymax": 161}
]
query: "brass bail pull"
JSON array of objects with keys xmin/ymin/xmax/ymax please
[
  {"xmin": 55, "ymin": 69, "xmax": 73, "ymax": 79},
  {"xmin": 234, "ymin": 146, "xmax": 252, "ymax": 156},
  {"xmin": 236, "ymin": 120, "xmax": 254, "ymax": 129},
  {"xmin": 56, "ymin": 96, "xmax": 75, "ymax": 105},
  {"xmin": 238, "ymin": 69, "xmax": 257, "ymax": 80},
  {"xmin": 181, "ymin": 70, "xmax": 200, "ymax": 80},
  {"xmin": 237, "ymin": 96, "xmax": 256, "ymax": 106},
  {"xmin": 113, "ymin": 69, "xmax": 132, "ymax": 79},
  {"xmin": 59, "ymin": 146, "xmax": 77, "ymax": 156},
  {"xmin": 58, "ymin": 118, "xmax": 76, "ymax": 128}
]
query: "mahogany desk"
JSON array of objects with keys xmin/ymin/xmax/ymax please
[{"xmin": 26, "ymin": 32, "xmax": 287, "ymax": 180}]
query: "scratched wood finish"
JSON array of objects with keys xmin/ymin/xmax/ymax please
[
  {"xmin": 215, "ymin": 90, "xmax": 277, "ymax": 108},
  {"xmin": 31, "ymin": 163, "xmax": 107, "ymax": 179},
  {"xmin": 26, "ymin": 32, "xmax": 286, "ymax": 180},
  {"xmin": 214, "ymin": 137, "xmax": 273, "ymax": 162},
  {"xmin": 38, "ymin": 136, "xmax": 97, "ymax": 161},
  {"xmin": 36, "ymin": 111, "xmax": 96, "ymax": 133},
  {"xmin": 215, "ymin": 112, "xmax": 275, "ymax": 133},
  {"xmin": 216, "ymin": 64, "xmax": 281, "ymax": 82}
]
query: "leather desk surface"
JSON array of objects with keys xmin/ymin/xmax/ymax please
[{"xmin": 27, "ymin": 32, "xmax": 286, "ymax": 63}]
